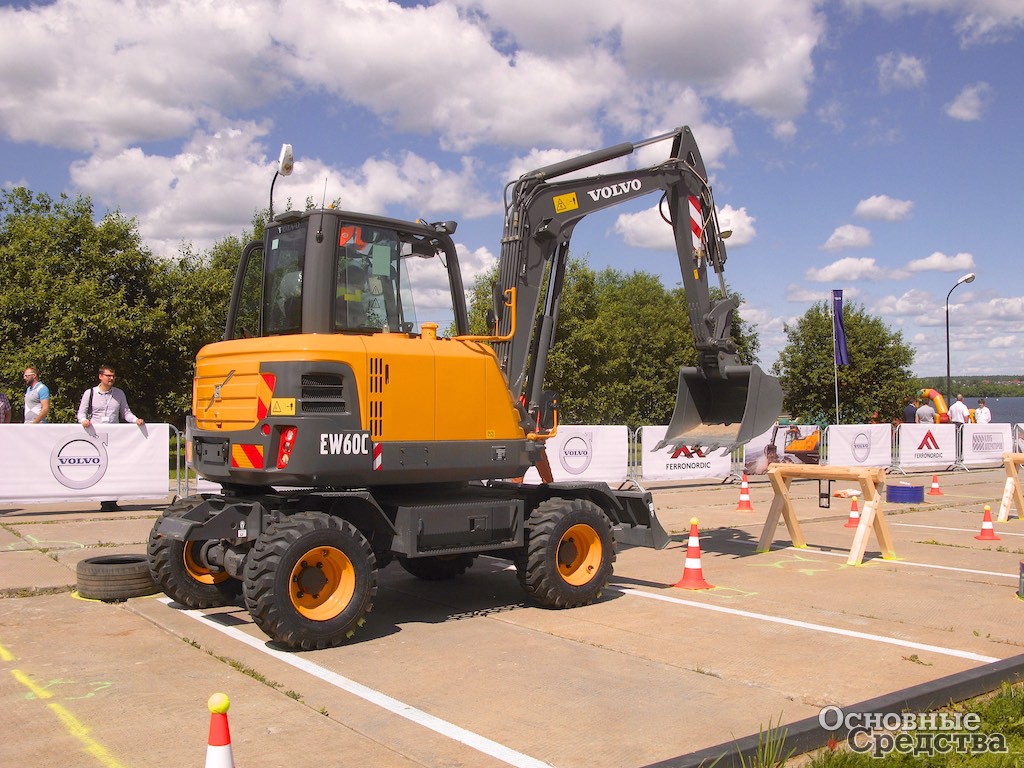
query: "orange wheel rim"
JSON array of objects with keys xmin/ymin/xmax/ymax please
[
  {"xmin": 183, "ymin": 541, "xmax": 230, "ymax": 585},
  {"xmin": 289, "ymin": 546, "xmax": 355, "ymax": 621},
  {"xmin": 557, "ymin": 524, "xmax": 602, "ymax": 586}
]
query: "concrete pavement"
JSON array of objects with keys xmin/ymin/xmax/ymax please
[{"xmin": 2, "ymin": 467, "xmax": 1023, "ymax": 767}]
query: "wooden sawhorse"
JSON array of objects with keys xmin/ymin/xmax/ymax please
[
  {"xmin": 996, "ymin": 453, "xmax": 1024, "ymax": 523},
  {"xmin": 757, "ymin": 464, "xmax": 896, "ymax": 566}
]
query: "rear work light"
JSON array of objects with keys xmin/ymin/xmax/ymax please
[{"xmin": 277, "ymin": 426, "xmax": 298, "ymax": 469}]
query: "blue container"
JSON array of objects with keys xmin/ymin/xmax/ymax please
[{"xmin": 886, "ymin": 484, "xmax": 924, "ymax": 503}]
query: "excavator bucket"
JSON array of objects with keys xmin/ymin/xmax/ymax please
[{"xmin": 655, "ymin": 364, "xmax": 783, "ymax": 453}]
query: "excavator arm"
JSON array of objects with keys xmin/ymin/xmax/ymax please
[{"xmin": 492, "ymin": 126, "xmax": 782, "ymax": 452}]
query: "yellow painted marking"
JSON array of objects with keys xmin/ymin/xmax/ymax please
[
  {"xmin": 553, "ymin": 192, "xmax": 579, "ymax": 213},
  {"xmin": 271, "ymin": 397, "xmax": 296, "ymax": 415},
  {"xmin": 49, "ymin": 702, "xmax": 128, "ymax": 768},
  {"xmin": 13, "ymin": 668, "xmax": 53, "ymax": 699},
  {"xmin": 0, "ymin": 643, "xmax": 13, "ymax": 662}
]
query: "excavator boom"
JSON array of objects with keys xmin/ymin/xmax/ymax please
[{"xmin": 494, "ymin": 126, "xmax": 781, "ymax": 452}]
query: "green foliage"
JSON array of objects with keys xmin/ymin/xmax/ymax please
[
  {"xmin": 466, "ymin": 253, "xmax": 763, "ymax": 429},
  {"xmin": 0, "ymin": 187, "xmax": 263, "ymax": 427},
  {"xmin": 915, "ymin": 376, "xmax": 1024, "ymax": 399},
  {"xmin": 772, "ymin": 300, "xmax": 914, "ymax": 424}
]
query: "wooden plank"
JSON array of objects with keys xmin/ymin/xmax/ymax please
[
  {"xmin": 997, "ymin": 453, "xmax": 1024, "ymax": 523},
  {"xmin": 760, "ymin": 463, "xmax": 892, "ymax": 565}
]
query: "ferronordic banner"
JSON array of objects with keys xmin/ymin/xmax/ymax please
[{"xmin": 640, "ymin": 425, "xmax": 730, "ymax": 480}]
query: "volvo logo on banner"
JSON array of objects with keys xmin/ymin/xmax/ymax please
[
  {"xmin": 559, "ymin": 433, "xmax": 593, "ymax": 475},
  {"xmin": 852, "ymin": 431, "xmax": 871, "ymax": 463},
  {"xmin": 49, "ymin": 434, "xmax": 109, "ymax": 489}
]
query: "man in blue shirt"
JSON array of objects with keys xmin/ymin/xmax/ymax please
[{"xmin": 23, "ymin": 367, "xmax": 50, "ymax": 423}]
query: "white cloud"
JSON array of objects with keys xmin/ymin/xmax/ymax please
[
  {"xmin": 806, "ymin": 257, "xmax": 885, "ymax": 282},
  {"xmin": 612, "ymin": 202, "xmax": 754, "ymax": 250},
  {"xmin": 821, "ymin": 224, "xmax": 872, "ymax": 251},
  {"xmin": 854, "ymin": 194, "xmax": 913, "ymax": 221},
  {"xmin": 905, "ymin": 251, "xmax": 976, "ymax": 273},
  {"xmin": 844, "ymin": 0, "xmax": 1024, "ymax": 47},
  {"xmin": 945, "ymin": 82, "xmax": 995, "ymax": 121},
  {"xmin": 716, "ymin": 205, "xmax": 757, "ymax": 246},
  {"xmin": 990, "ymin": 335, "xmax": 1017, "ymax": 349},
  {"xmin": 877, "ymin": 52, "xmax": 927, "ymax": 91},
  {"xmin": 69, "ymin": 123, "xmax": 500, "ymax": 257}
]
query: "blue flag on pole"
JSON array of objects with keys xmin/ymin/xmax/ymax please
[{"xmin": 833, "ymin": 289, "xmax": 850, "ymax": 366}]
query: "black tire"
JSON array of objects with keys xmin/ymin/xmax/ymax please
[
  {"xmin": 243, "ymin": 511, "xmax": 377, "ymax": 651},
  {"xmin": 515, "ymin": 498, "xmax": 615, "ymax": 608},
  {"xmin": 397, "ymin": 553, "xmax": 476, "ymax": 580},
  {"xmin": 147, "ymin": 496, "xmax": 242, "ymax": 608},
  {"xmin": 77, "ymin": 554, "xmax": 158, "ymax": 601}
]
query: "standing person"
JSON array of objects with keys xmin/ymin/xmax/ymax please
[
  {"xmin": 23, "ymin": 367, "xmax": 50, "ymax": 423},
  {"xmin": 0, "ymin": 390, "xmax": 11, "ymax": 423},
  {"xmin": 902, "ymin": 397, "xmax": 918, "ymax": 424},
  {"xmin": 949, "ymin": 394, "xmax": 970, "ymax": 424},
  {"xmin": 974, "ymin": 398, "xmax": 992, "ymax": 423},
  {"xmin": 77, "ymin": 364, "xmax": 144, "ymax": 512},
  {"xmin": 916, "ymin": 399, "xmax": 936, "ymax": 424}
]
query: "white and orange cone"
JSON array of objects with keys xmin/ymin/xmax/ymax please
[
  {"xmin": 674, "ymin": 517, "xmax": 714, "ymax": 590},
  {"xmin": 734, "ymin": 474, "xmax": 755, "ymax": 512},
  {"xmin": 844, "ymin": 496, "xmax": 861, "ymax": 529},
  {"xmin": 927, "ymin": 475, "xmax": 944, "ymax": 496},
  {"xmin": 975, "ymin": 505, "xmax": 1000, "ymax": 541},
  {"xmin": 206, "ymin": 693, "xmax": 234, "ymax": 768}
]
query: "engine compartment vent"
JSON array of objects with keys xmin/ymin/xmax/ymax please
[{"xmin": 301, "ymin": 373, "xmax": 346, "ymax": 413}]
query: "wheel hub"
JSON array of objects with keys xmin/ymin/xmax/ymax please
[{"xmin": 288, "ymin": 546, "xmax": 356, "ymax": 621}]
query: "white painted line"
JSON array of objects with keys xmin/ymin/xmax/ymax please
[
  {"xmin": 727, "ymin": 538, "xmax": 1018, "ymax": 579},
  {"xmin": 614, "ymin": 589, "xmax": 1000, "ymax": 664},
  {"xmin": 157, "ymin": 598, "xmax": 552, "ymax": 768},
  {"xmin": 894, "ymin": 522, "xmax": 1024, "ymax": 537},
  {"xmin": 806, "ymin": 547, "xmax": 1017, "ymax": 579}
]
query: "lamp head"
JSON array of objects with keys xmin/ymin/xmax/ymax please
[{"xmin": 958, "ymin": 272, "xmax": 976, "ymax": 286}]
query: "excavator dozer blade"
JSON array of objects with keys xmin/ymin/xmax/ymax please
[{"xmin": 654, "ymin": 364, "xmax": 783, "ymax": 454}]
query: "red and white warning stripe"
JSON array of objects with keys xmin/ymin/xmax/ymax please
[
  {"xmin": 372, "ymin": 442, "xmax": 383, "ymax": 471},
  {"xmin": 688, "ymin": 195, "xmax": 703, "ymax": 252}
]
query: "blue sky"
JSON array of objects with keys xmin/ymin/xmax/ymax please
[{"xmin": 1, "ymin": 0, "xmax": 1021, "ymax": 377}]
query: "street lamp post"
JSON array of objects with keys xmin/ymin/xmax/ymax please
[{"xmin": 945, "ymin": 272, "xmax": 976, "ymax": 406}]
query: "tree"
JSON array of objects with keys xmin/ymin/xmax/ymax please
[
  {"xmin": 772, "ymin": 300, "xmax": 914, "ymax": 424},
  {"xmin": 0, "ymin": 188, "xmax": 170, "ymax": 422},
  {"xmin": 0, "ymin": 187, "xmax": 265, "ymax": 426}
]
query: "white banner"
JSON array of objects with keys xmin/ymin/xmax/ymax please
[
  {"xmin": 825, "ymin": 424, "xmax": 892, "ymax": 467},
  {"xmin": 523, "ymin": 425, "xmax": 628, "ymax": 484},
  {"xmin": 0, "ymin": 423, "xmax": 171, "ymax": 503},
  {"xmin": 962, "ymin": 423, "xmax": 1013, "ymax": 467},
  {"xmin": 741, "ymin": 424, "xmax": 821, "ymax": 475},
  {"xmin": 897, "ymin": 423, "xmax": 956, "ymax": 468},
  {"xmin": 639, "ymin": 426, "xmax": 731, "ymax": 480}
]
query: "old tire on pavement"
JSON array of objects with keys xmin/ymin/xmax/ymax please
[
  {"xmin": 147, "ymin": 496, "xmax": 242, "ymax": 608},
  {"xmin": 397, "ymin": 553, "xmax": 476, "ymax": 580},
  {"xmin": 515, "ymin": 498, "xmax": 615, "ymax": 608},
  {"xmin": 76, "ymin": 554, "xmax": 159, "ymax": 601},
  {"xmin": 243, "ymin": 511, "xmax": 378, "ymax": 651}
]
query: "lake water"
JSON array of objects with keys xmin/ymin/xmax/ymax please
[{"xmin": 960, "ymin": 396, "xmax": 1024, "ymax": 425}]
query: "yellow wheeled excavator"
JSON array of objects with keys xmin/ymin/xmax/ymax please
[{"xmin": 147, "ymin": 127, "xmax": 782, "ymax": 650}]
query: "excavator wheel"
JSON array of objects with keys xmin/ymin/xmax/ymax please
[
  {"xmin": 515, "ymin": 498, "xmax": 615, "ymax": 608},
  {"xmin": 147, "ymin": 496, "xmax": 242, "ymax": 608},
  {"xmin": 397, "ymin": 554, "xmax": 477, "ymax": 581},
  {"xmin": 243, "ymin": 511, "xmax": 377, "ymax": 651}
]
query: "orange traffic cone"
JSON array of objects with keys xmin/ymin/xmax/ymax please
[
  {"xmin": 975, "ymin": 505, "xmax": 1000, "ymax": 541},
  {"xmin": 734, "ymin": 474, "xmax": 755, "ymax": 512},
  {"xmin": 927, "ymin": 475, "xmax": 943, "ymax": 496},
  {"xmin": 674, "ymin": 517, "xmax": 714, "ymax": 590},
  {"xmin": 206, "ymin": 693, "xmax": 234, "ymax": 768},
  {"xmin": 844, "ymin": 496, "xmax": 861, "ymax": 529}
]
